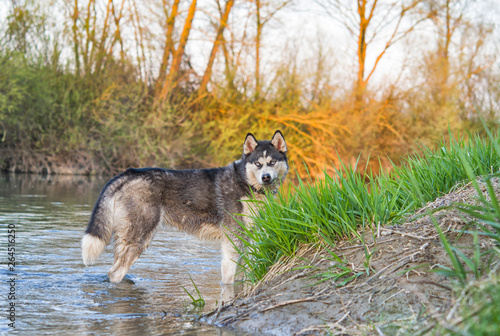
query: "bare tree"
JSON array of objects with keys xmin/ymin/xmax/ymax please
[
  {"xmin": 156, "ymin": 0, "xmax": 181, "ymax": 93},
  {"xmin": 94, "ymin": 0, "xmax": 114, "ymax": 75},
  {"xmin": 71, "ymin": 0, "xmax": 80, "ymax": 74},
  {"xmin": 424, "ymin": 0, "xmax": 470, "ymax": 96},
  {"xmin": 159, "ymin": 0, "xmax": 198, "ymax": 101},
  {"xmin": 109, "ymin": 0, "xmax": 126, "ymax": 64},
  {"xmin": 220, "ymin": 2, "xmax": 254, "ymax": 95},
  {"xmin": 82, "ymin": 0, "xmax": 96, "ymax": 76},
  {"xmin": 253, "ymin": 0, "xmax": 292, "ymax": 97},
  {"xmin": 424, "ymin": 0, "xmax": 497, "ymax": 118},
  {"xmin": 318, "ymin": 0, "xmax": 427, "ymax": 106},
  {"xmin": 130, "ymin": 0, "xmax": 149, "ymax": 81},
  {"xmin": 199, "ymin": 0, "xmax": 235, "ymax": 94}
]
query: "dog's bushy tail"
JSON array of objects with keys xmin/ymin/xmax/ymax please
[
  {"xmin": 82, "ymin": 233, "xmax": 109, "ymax": 266},
  {"xmin": 82, "ymin": 174, "xmax": 127, "ymax": 266}
]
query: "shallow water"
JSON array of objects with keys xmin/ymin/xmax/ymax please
[{"xmin": 0, "ymin": 174, "xmax": 248, "ymax": 335}]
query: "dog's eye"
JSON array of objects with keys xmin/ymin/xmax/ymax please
[
  {"xmin": 255, "ymin": 162, "xmax": 262, "ymax": 168},
  {"xmin": 269, "ymin": 160, "xmax": 276, "ymax": 166}
]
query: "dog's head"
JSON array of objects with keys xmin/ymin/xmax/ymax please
[{"xmin": 242, "ymin": 130, "xmax": 288, "ymax": 192}]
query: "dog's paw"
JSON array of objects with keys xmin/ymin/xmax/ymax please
[{"xmin": 220, "ymin": 283, "xmax": 235, "ymax": 305}]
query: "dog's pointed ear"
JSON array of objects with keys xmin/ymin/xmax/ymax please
[
  {"xmin": 243, "ymin": 133, "xmax": 258, "ymax": 155},
  {"xmin": 271, "ymin": 130, "xmax": 287, "ymax": 153}
]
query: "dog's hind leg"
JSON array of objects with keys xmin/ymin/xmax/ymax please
[
  {"xmin": 108, "ymin": 242, "xmax": 144, "ymax": 283},
  {"xmin": 108, "ymin": 206, "xmax": 161, "ymax": 283}
]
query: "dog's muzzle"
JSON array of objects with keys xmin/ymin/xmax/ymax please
[{"xmin": 261, "ymin": 173, "xmax": 273, "ymax": 184}]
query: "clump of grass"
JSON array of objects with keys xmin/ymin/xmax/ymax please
[
  {"xmin": 422, "ymin": 125, "xmax": 500, "ymax": 335},
  {"xmin": 416, "ymin": 182, "xmax": 500, "ymax": 336},
  {"xmin": 434, "ymin": 124, "xmax": 500, "ymax": 284},
  {"xmin": 447, "ymin": 271, "xmax": 500, "ymax": 336},
  {"xmin": 379, "ymin": 131, "xmax": 500, "ymax": 215},
  {"xmin": 179, "ymin": 274, "xmax": 205, "ymax": 314},
  {"xmin": 237, "ymin": 129, "xmax": 500, "ymax": 284}
]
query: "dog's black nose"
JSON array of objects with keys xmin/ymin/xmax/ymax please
[{"xmin": 262, "ymin": 174, "xmax": 271, "ymax": 183}]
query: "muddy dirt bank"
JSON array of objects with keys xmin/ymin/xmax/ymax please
[
  {"xmin": 205, "ymin": 179, "xmax": 499, "ymax": 335},
  {"xmin": 0, "ymin": 148, "xmax": 112, "ymax": 175}
]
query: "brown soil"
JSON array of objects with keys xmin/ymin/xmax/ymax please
[{"xmin": 205, "ymin": 179, "xmax": 499, "ymax": 335}]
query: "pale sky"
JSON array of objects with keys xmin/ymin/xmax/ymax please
[{"xmin": 1, "ymin": 0, "xmax": 499, "ymax": 94}]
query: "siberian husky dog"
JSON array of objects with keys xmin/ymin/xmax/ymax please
[{"xmin": 81, "ymin": 131, "xmax": 288, "ymax": 298}]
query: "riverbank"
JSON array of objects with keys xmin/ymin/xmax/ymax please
[
  {"xmin": 0, "ymin": 148, "xmax": 106, "ymax": 175},
  {"xmin": 205, "ymin": 179, "xmax": 500, "ymax": 335}
]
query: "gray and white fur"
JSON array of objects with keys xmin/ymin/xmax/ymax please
[{"xmin": 82, "ymin": 131, "xmax": 288, "ymax": 298}]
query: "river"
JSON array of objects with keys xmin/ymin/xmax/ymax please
[{"xmin": 0, "ymin": 174, "xmax": 251, "ymax": 335}]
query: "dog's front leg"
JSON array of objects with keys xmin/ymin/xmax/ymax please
[{"xmin": 220, "ymin": 237, "xmax": 239, "ymax": 302}]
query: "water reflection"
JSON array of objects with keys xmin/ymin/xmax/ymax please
[{"xmin": 0, "ymin": 174, "xmax": 250, "ymax": 335}]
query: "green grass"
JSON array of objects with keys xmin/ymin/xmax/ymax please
[
  {"xmin": 237, "ymin": 129, "xmax": 500, "ymax": 283},
  {"xmin": 179, "ymin": 274, "xmax": 205, "ymax": 314},
  {"xmin": 426, "ymin": 127, "xmax": 500, "ymax": 335},
  {"xmin": 418, "ymin": 185, "xmax": 500, "ymax": 336},
  {"xmin": 445, "ymin": 271, "xmax": 500, "ymax": 336}
]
